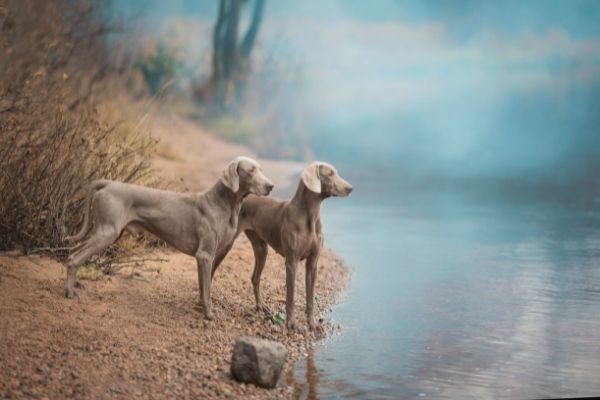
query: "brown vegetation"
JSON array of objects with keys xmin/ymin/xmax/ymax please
[{"xmin": 0, "ymin": 0, "xmax": 155, "ymax": 254}]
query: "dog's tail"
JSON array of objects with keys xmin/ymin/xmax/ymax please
[{"xmin": 65, "ymin": 180, "xmax": 111, "ymax": 242}]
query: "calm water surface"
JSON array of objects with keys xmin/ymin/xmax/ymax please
[{"xmin": 291, "ymin": 169, "xmax": 600, "ymax": 399}]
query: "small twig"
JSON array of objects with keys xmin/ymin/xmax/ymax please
[
  {"xmin": 28, "ymin": 246, "xmax": 73, "ymax": 254},
  {"xmin": 111, "ymin": 258, "xmax": 168, "ymax": 265}
]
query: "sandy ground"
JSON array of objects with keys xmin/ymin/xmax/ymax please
[{"xmin": 0, "ymin": 113, "xmax": 349, "ymax": 399}]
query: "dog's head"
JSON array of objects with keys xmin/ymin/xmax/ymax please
[
  {"xmin": 301, "ymin": 161, "xmax": 353, "ymax": 198},
  {"xmin": 220, "ymin": 156, "xmax": 274, "ymax": 196}
]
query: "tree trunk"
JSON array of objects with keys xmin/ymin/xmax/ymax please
[
  {"xmin": 241, "ymin": 0, "xmax": 265, "ymax": 60},
  {"xmin": 206, "ymin": 0, "xmax": 265, "ymax": 111},
  {"xmin": 212, "ymin": 0, "xmax": 226, "ymax": 84}
]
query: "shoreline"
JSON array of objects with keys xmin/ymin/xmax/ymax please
[{"xmin": 0, "ymin": 113, "xmax": 350, "ymax": 399}]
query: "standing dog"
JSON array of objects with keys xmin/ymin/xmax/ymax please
[
  {"xmin": 65, "ymin": 156, "xmax": 273, "ymax": 320},
  {"xmin": 212, "ymin": 162, "xmax": 352, "ymax": 329}
]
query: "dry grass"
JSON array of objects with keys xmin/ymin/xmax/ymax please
[
  {"xmin": 0, "ymin": 0, "xmax": 156, "ymax": 258},
  {"xmin": 155, "ymin": 142, "xmax": 185, "ymax": 162}
]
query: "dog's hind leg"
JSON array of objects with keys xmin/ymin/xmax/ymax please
[
  {"xmin": 65, "ymin": 227, "xmax": 120, "ymax": 298},
  {"xmin": 246, "ymin": 230, "xmax": 270, "ymax": 315},
  {"xmin": 305, "ymin": 250, "xmax": 320, "ymax": 330}
]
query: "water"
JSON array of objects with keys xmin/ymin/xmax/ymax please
[{"xmin": 291, "ymin": 168, "xmax": 600, "ymax": 399}]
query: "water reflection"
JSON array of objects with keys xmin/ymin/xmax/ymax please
[
  {"xmin": 290, "ymin": 347, "xmax": 319, "ymax": 400},
  {"xmin": 292, "ymin": 173, "xmax": 600, "ymax": 399}
]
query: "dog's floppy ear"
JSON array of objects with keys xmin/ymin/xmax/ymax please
[
  {"xmin": 301, "ymin": 162, "xmax": 321, "ymax": 193},
  {"xmin": 221, "ymin": 158, "xmax": 240, "ymax": 192}
]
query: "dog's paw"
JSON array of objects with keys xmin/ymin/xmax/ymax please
[
  {"xmin": 64, "ymin": 289, "xmax": 78, "ymax": 299},
  {"xmin": 286, "ymin": 317, "xmax": 297, "ymax": 330},
  {"xmin": 257, "ymin": 303, "xmax": 273, "ymax": 317},
  {"xmin": 204, "ymin": 310, "xmax": 214, "ymax": 321}
]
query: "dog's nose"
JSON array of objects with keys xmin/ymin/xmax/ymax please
[
  {"xmin": 346, "ymin": 185, "xmax": 353, "ymax": 194},
  {"xmin": 265, "ymin": 183, "xmax": 274, "ymax": 193}
]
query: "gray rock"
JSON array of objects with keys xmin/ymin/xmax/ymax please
[{"xmin": 230, "ymin": 336, "xmax": 287, "ymax": 388}]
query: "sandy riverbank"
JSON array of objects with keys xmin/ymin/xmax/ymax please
[{"xmin": 0, "ymin": 113, "xmax": 350, "ymax": 399}]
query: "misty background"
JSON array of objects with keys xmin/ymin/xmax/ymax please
[{"xmin": 106, "ymin": 0, "xmax": 600, "ymax": 202}]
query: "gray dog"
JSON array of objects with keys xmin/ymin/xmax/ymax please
[
  {"xmin": 65, "ymin": 156, "xmax": 273, "ymax": 320},
  {"xmin": 212, "ymin": 161, "xmax": 352, "ymax": 329}
]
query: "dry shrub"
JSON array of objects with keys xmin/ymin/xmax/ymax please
[{"xmin": 0, "ymin": 0, "xmax": 156, "ymax": 257}]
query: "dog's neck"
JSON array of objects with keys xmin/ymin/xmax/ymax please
[
  {"xmin": 209, "ymin": 180, "xmax": 246, "ymax": 214},
  {"xmin": 289, "ymin": 180, "xmax": 323, "ymax": 221}
]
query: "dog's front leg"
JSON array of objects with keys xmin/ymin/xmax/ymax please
[
  {"xmin": 196, "ymin": 249, "xmax": 215, "ymax": 320},
  {"xmin": 210, "ymin": 242, "xmax": 233, "ymax": 281},
  {"xmin": 285, "ymin": 257, "xmax": 299, "ymax": 329}
]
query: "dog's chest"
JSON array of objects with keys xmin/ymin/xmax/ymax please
[
  {"xmin": 298, "ymin": 236, "xmax": 318, "ymax": 260},
  {"xmin": 216, "ymin": 213, "xmax": 238, "ymax": 251},
  {"xmin": 283, "ymin": 218, "xmax": 321, "ymax": 259}
]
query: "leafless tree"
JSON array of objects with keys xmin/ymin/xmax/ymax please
[{"xmin": 198, "ymin": 0, "xmax": 266, "ymax": 110}]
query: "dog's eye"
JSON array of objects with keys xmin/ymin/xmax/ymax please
[{"xmin": 250, "ymin": 166, "xmax": 256, "ymax": 173}]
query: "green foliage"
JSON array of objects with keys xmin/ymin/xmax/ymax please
[
  {"xmin": 77, "ymin": 262, "xmax": 102, "ymax": 281},
  {"xmin": 137, "ymin": 44, "xmax": 178, "ymax": 95},
  {"xmin": 271, "ymin": 312, "xmax": 286, "ymax": 325}
]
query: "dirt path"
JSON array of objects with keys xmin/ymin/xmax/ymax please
[{"xmin": 0, "ymin": 114, "xmax": 349, "ymax": 399}]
